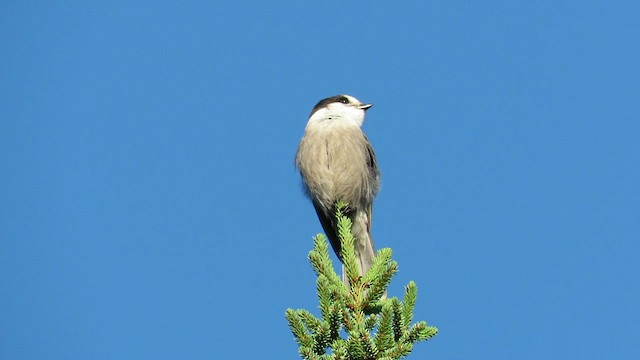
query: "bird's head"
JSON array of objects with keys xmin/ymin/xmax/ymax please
[{"xmin": 308, "ymin": 94, "xmax": 373, "ymax": 127}]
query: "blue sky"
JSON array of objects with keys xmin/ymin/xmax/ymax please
[{"xmin": 1, "ymin": 1, "xmax": 638, "ymax": 359}]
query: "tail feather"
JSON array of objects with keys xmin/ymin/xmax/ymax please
[
  {"xmin": 341, "ymin": 229, "xmax": 375, "ymax": 283},
  {"xmin": 315, "ymin": 204, "xmax": 385, "ymax": 299},
  {"xmin": 348, "ymin": 211, "xmax": 387, "ymax": 299}
]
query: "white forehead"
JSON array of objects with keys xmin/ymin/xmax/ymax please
[
  {"xmin": 307, "ymin": 95, "xmax": 366, "ymax": 127},
  {"xmin": 343, "ymin": 95, "xmax": 361, "ymax": 104},
  {"xmin": 323, "ymin": 95, "xmax": 364, "ymax": 113}
]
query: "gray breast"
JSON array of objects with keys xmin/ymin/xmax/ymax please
[{"xmin": 296, "ymin": 126, "xmax": 379, "ymax": 210}]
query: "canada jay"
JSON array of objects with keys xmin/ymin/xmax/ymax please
[{"xmin": 295, "ymin": 94, "xmax": 380, "ymax": 283}]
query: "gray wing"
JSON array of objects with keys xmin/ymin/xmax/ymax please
[
  {"xmin": 364, "ymin": 136, "xmax": 380, "ymax": 233},
  {"xmin": 312, "ymin": 200, "xmax": 343, "ymax": 261}
]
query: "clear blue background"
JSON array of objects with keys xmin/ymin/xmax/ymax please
[{"xmin": 1, "ymin": 1, "xmax": 638, "ymax": 359}]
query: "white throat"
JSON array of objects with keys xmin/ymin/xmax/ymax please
[{"xmin": 307, "ymin": 103, "xmax": 366, "ymax": 128}]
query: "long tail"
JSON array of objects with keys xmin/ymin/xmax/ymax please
[
  {"xmin": 343, "ymin": 210, "xmax": 376, "ymax": 283},
  {"xmin": 314, "ymin": 202, "xmax": 384, "ymax": 298},
  {"xmin": 348, "ymin": 209, "xmax": 386, "ymax": 299}
]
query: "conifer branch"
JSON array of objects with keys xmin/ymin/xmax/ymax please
[{"xmin": 286, "ymin": 203, "xmax": 438, "ymax": 359}]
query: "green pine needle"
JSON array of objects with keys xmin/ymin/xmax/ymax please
[{"xmin": 286, "ymin": 202, "xmax": 438, "ymax": 359}]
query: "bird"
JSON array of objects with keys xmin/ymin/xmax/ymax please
[{"xmin": 295, "ymin": 94, "xmax": 380, "ymax": 284}]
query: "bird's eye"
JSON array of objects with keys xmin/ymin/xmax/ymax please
[{"xmin": 340, "ymin": 97, "xmax": 349, "ymax": 104}]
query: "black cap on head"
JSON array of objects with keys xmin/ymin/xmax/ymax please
[{"xmin": 309, "ymin": 95, "xmax": 351, "ymax": 117}]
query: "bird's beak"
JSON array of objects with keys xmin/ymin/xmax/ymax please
[{"xmin": 358, "ymin": 103, "xmax": 373, "ymax": 110}]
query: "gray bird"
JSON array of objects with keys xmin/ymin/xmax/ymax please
[{"xmin": 296, "ymin": 94, "xmax": 380, "ymax": 284}]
